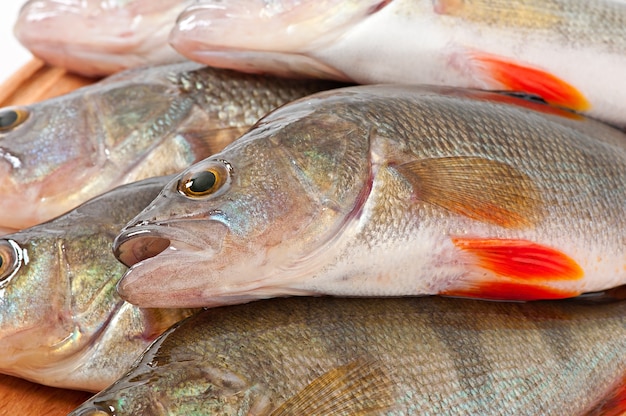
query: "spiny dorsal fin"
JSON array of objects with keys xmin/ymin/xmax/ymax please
[
  {"xmin": 396, "ymin": 156, "xmax": 541, "ymax": 228},
  {"xmin": 270, "ymin": 359, "xmax": 397, "ymax": 416}
]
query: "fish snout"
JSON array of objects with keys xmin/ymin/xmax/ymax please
[
  {"xmin": 113, "ymin": 220, "xmax": 229, "ymax": 268},
  {"xmin": 113, "ymin": 230, "xmax": 171, "ymax": 268}
]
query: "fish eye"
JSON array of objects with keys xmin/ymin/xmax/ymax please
[
  {"xmin": 0, "ymin": 240, "xmax": 22, "ymax": 285},
  {"xmin": 0, "ymin": 108, "xmax": 29, "ymax": 131},
  {"xmin": 177, "ymin": 160, "xmax": 232, "ymax": 199}
]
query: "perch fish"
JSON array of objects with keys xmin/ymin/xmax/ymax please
[
  {"xmin": 14, "ymin": 0, "xmax": 192, "ymax": 76},
  {"xmin": 0, "ymin": 176, "xmax": 196, "ymax": 392},
  {"xmin": 70, "ymin": 296, "xmax": 626, "ymax": 415},
  {"xmin": 0, "ymin": 61, "xmax": 342, "ymax": 229},
  {"xmin": 170, "ymin": 0, "xmax": 626, "ymax": 126},
  {"xmin": 114, "ymin": 85, "xmax": 626, "ymax": 308}
]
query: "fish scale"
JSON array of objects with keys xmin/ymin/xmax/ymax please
[
  {"xmin": 0, "ymin": 176, "xmax": 198, "ymax": 391},
  {"xmin": 70, "ymin": 296, "xmax": 626, "ymax": 415},
  {"xmin": 170, "ymin": 0, "xmax": 626, "ymax": 126},
  {"xmin": 113, "ymin": 85, "xmax": 626, "ymax": 307},
  {"xmin": 0, "ymin": 61, "xmax": 344, "ymax": 229}
]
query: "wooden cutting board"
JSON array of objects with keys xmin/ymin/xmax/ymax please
[
  {"xmin": 0, "ymin": 374, "xmax": 92, "ymax": 415},
  {"xmin": 0, "ymin": 58, "xmax": 96, "ymax": 107},
  {"xmin": 0, "ymin": 59, "xmax": 99, "ymax": 415}
]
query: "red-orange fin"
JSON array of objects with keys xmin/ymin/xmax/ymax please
[
  {"xmin": 442, "ymin": 281, "xmax": 579, "ymax": 301},
  {"xmin": 452, "ymin": 237, "xmax": 584, "ymax": 281},
  {"xmin": 471, "ymin": 53, "xmax": 590, "ymax": 112},
  {"xmin": 395, "ymin": 156, "xmax": 541, "ymax": 228},
  {"xmin": 584, "ymin": 375, "xmax": 626, "ymax": 416},
  {"xmin": 485, "ymin": 91, "xmax": 584, "ymax": 120}
]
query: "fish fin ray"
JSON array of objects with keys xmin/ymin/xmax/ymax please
[
  {"xmin": 486, "ymin": 90, "xmax": 584, "ymax": 120},
  {"xmin": 452, "ymin": 237, "xmax": 584, "ymax": 281},
  {"xmin": 396, "ymin": 156, "xmax": 541, "ymax": 228},
  {"xmin": 433, "ymin": 0, "xmax": 563, "ymax": 30},
  {"xmin": 442, "ymin": 281, "xmax": 580, "ymax": 301},
  {"xmin": 269, "ymin": 359, "xmax": 397, "ymax": 416},
  {"xmin": 442, "ymin": 237, "xmax": 584, "ymax": 300},
  {"xmin": 469, "ymin": 52, "xmax": 590, "ymax": 111},
  {"xmin": 140, "ymin": 308, "xmax": 200, "ymax": 341}
]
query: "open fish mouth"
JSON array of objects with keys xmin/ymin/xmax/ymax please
[
  {"xmin": 114, "ymin": 230, "xmax": 171, "ymax": 268},
  {"xmin": 113, "ymin": 221, "xmax": 228, "ymax": 268}
]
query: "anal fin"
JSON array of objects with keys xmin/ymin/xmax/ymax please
[{"xmin": 443, "ymin": 281, "xmax": 580, "ymax": 301}]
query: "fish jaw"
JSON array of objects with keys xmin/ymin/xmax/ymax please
[
  {"xmin": 115, "ymin": 219, "xmax": 318, "ymax": 308},
  {"xmin": 170, "ymin": 0, "xmax": 386, "ymax": 78},
  {"xmin": 14, "ymin": 0, "xmax": 190, "ymax": 76},
  {"xmin": 0, "ymin": 160, "xmax": 102, "ymax": 230},
  {"xmin": 169, "ymin": 48, "xmax": 352, "ymax": 80},
  {"xmin": 114, "ymin": 110, "xmax": 374, "ymax": 308},
  {"xmin": 173, "ymin": 0, "xmax": 389, "ymax": 52}
]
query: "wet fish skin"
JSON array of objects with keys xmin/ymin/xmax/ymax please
[
  {"xmin": 0, "ymin": 61, "xmax": 343, "ymax": 230},
  {"xmin": 170, "ymin": 0, "xmax": 626, "ymax": 126},
  {"xmin": 0, "ymin": 176, "xmax": 196, "ymax": 392},
  {"xmin": 69, "ymin": 296, "xmax": 626, "ymax": 415},
  {"xmin": 14, "ymin": 0, "xmax": 192, "ymax": 76},
  {"xmin": 114, "ymin": 85, "xmax": 626, "ymax": 307}
]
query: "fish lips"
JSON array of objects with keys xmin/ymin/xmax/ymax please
[{"xmin": 113, "ymin": 220, "xmax": 230, "ymax": 307}]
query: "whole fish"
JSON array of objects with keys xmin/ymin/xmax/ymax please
[
  {"xmin": 14, "ymin": 0, "xmax": 192, "ymax": 76},
  {"xmin": 69, "ymin": 296, "xmax": 626, "ymax": 415},
  {"xmin": 0, "ymin": 176, "xmax": 197, "ymax": 392},
  {"xmin": 114, "ymin": 85, "xmax": 626, "ymax": 308},
  {"xmin": 170, "ymin": 0, "xmax": 626, "ymax": 127},
  {"xmin": 0, "ymin": 61, "xmax": 342, "ymax": 230}
]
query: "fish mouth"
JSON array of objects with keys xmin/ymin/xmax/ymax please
[
  {"xmin": 114, "ymin": 229, "xmax": 171, "ymax": 268},
  {"xmin": 113, "ymin": 221, "xmax": 227, "ymax": 268}
]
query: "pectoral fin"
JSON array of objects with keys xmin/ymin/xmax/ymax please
[
  {"xmin": 270, "ymin": 360, "xmax": 396, "ymax": 415},
  {"xmin": 443, "ymin": 237, "xmax": 583, "ymax": 300},
  {"xmin": 396, "ymin": 156, "xmax": 541, "ymax": 228},
  {"xmin": 140, "ymin": 308, "xmax": 200, "ymax": 341}
]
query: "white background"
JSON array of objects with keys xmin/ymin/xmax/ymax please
[{"xmin": 0, "ymin": 3, "xmax": 34, "ymax": 83}]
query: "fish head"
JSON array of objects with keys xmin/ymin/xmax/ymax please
[
  {"xmin": 14, "ymin": 0, "xmax": 190, "ymax": 76},
  {"xmin": 170, "ymin": 0, "xmax": 390, "ymax": 79},
  {"xmin": 70, "ymin": 357, "xmax": 276, "ymax": 415},
  {"xmin": 0, "ymin": 100, "xmax": 98, "ymax": 229},
  {"xmin": 0, "ymin": 176, "xmax": 196, "ymax": 391},
  {"xmin": 0, "ymin": 216, "xmax": 126, "ymax": 380},
  {"xmin": 114, "ymin": 96, "xmax": 372, "ymax": 308},
  {"xmin": 0, "ymin": 73, "xmax": 196, "ymax": 229}
]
